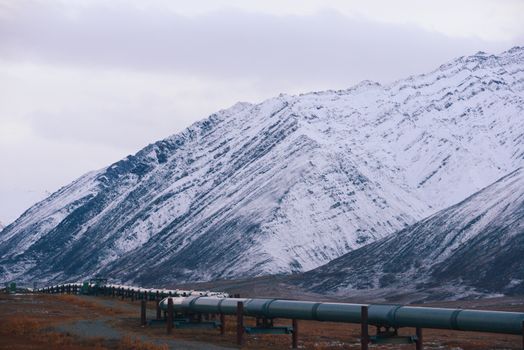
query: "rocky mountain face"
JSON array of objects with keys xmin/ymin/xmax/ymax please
[
  {"xmin": 294, "ymin": 168, "xmax": 524, "ymax": 301},
  {"xmin": 0, "ymin": 47, "xmax": 523, "ymax": 286}
]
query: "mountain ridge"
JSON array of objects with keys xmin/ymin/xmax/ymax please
[
  {"xmin": 293, "ymin": 168, "xmax": 524, "ymax": 301},
  {"xmin": 0, "ymin": 46, "xmax": 523, "ymax": 285}
]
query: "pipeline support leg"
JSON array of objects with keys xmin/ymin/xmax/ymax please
[
  {"xmin": 416, "ymin": 327, "xmax": 423, "ymax": 350},
  {"xmin": 220, "ymin": 313, "xmax": 225, "ymax": 335},
  {"xmin": 156, "ymin": 299, "xmax": 162, "ymax": 320},
  {"xmin": 292, "ymin": 319, "xmax": 298, "ymax": 349},
  {"xmin": 236, "ymin": 301, "xmax": 244, "ymax": 346},
  {"xmin": 361, "ymin": 306, "xmax": 369, "ymax": 350},
  {"xmin": 167, "ymin": 298, "xmax": 174, "ymax": 335},
  {"xmin": 140, "ymin": 300, "xmax": 147, "ymax": 326}
]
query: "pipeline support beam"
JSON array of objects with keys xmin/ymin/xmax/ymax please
[
  {"xmin": 416, "ymin": 327, "xmax": 423, "ymax": 350},
  {"xmin": 140, "ymin": 300, "xmax": 146, "ymax": 326},
  {"xmin": 237, "ymin": 301, "xmax": 244, "ymax": 346},
  {"xmin": 220, "ymin": 313, "xmax": 225, "ymax": 335},
  {"xmin": 167, "ymin": 298, "xmax": 174, "ymax": 335},
  {"xmin": 292, "ymin": 319, "xmax": 298, "ymax": 349},
  {"xmin": 156, "ymin": 299, "xmax": 162, "ymax": 320},
  {"xmin": 361, "ymin": 306, "xmax": 369, "ymax": 350}
]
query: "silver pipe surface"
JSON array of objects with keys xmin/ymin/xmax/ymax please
[{"xmin": 160, "ymin": 296, "xmax": 524, "ymax": 335}]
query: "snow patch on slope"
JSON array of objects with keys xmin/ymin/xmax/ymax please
[{"xmin": 0, "ymin": 47, "xmax": 523, "ymax": 285}]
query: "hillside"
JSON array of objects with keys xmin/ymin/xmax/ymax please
[
  {"xmin": 0, "ymin": 47, "xmax": 523, "ymax": 285},
  {"xmin": 295, "ymin": 169, "xmax": 524, "ymax": 301}
]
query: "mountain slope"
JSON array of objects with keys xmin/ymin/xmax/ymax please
[
  {"xmin": 295, "ymin": 168, "xmax": 524, "ymax": 300},
  {"xmin": 0, "ymin": 47, "xmax": 523, "ymax": 285}
]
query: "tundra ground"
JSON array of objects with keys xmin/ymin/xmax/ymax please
[{"xmin": 0, "ymin": 293, "xmax": 522, "ymax": 349}]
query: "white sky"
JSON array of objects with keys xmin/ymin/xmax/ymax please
[{"xmin": 0, "ymin": 0, "xmax": 523, "ymax": 225}]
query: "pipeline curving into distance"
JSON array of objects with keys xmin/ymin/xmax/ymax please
[{"xmin": 35, "ymin": 283, "xmax": 229, "ymax": 298}]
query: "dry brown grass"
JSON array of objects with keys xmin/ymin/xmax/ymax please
[
  {"xmin": 54, "ymin": 294, "xmax": 125, "ymax": 316},
  {"xmin": 1, "ymin": 293, "xmax": 522, "ymax": 349},
  {"xmin": 6, "ymin": 315, "xmax": 41, "ymax": 336},
  {"xmin": 0, "ymin": 315, "xmax": 110, "ymax": 349},
  {"xmin": 0, "ymin": 294, "xmax": 112, "ymax": 349},
  {"xmin": 56, "ymin": 293, "xmax": 100, "ymax": 307},
  {"xmin": 118, "ymin": 336, "xmax": 169, "ymax": 350}
]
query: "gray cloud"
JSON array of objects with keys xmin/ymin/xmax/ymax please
[
  {"xmin": 0, "ymin": 1, "xmax": 522, "ymax": 224},
  {"xmin": 0, "ymin": 4, "xmax": 514, "ymax": 87}
]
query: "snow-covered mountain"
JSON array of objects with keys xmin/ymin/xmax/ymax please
[
  {"xmin": 294, "ymin": 168, "xmax": 524, "ymax": 300},
  {"xmin": 0, "ymin": 47, "xmax": 523, "ymax": 285}
]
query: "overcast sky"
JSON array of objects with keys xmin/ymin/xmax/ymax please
[{"xmin": 0, "ymin": 0, "xmax": 523, "ymax": 225}]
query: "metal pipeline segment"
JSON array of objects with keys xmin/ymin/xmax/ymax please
[
  {"xmin": 159, "ymin": 296, "xmax": 524, "ymax": 335},
  {"xmin": 36, "ymin": 283, "xmax": 229, "ymax": 298}
]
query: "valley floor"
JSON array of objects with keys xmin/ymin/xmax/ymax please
[{"xmin": 0, "ymin": 293, "xmax": 523, "ymax": 349}]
